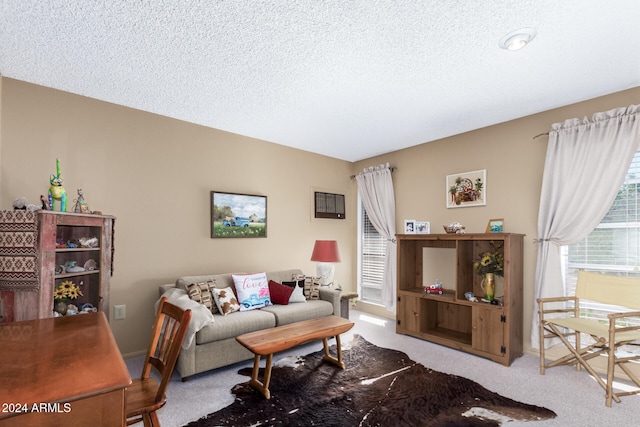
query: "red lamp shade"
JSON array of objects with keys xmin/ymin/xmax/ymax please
[{"xmin": 310, "ymin": 240, "xmax": 341, "ymax": 263}]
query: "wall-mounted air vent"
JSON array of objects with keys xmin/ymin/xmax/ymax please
[{"xmin": 314, "ymin": 192, "xmax": 345, "ymax": 219}]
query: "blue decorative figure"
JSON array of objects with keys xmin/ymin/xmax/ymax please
[{"xmin": 48, "ymin": 158, "xmax": 67, "ymax": 211}]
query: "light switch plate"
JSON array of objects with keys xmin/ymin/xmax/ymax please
[{"xmin": 114, "ymin": 304, "xmax": 126, "ymax": 320}]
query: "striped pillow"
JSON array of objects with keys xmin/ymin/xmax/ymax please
[
  {"xmin": 292, "ymin": 274, "xmax": 321, "ymax": 300},
  {"xmin": 186, "ymin": 280, "xmax": 219, "ymax": 314}
]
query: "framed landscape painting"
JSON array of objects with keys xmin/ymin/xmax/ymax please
[
  {"xmin": 211, "ymin": 191, "xmax": 267, "ymax": 238},
  {"xmin": 446, "ymin": 169, "xmax": 486, "ymax": 208}
]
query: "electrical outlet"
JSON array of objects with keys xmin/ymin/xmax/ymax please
[{"xmin": 114, "ymin": 304, "xmax": 126, "ymax": 320}]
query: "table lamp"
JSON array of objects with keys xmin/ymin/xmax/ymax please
[{"xmin": 310, "ymin": 240, "xmax": 341, "ymax": 288}]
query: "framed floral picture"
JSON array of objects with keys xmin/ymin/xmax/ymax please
[
  {"xmin": 211, "ymin": 191, "xmax": 267, "ymax": 238},
  {"xmin": 446, "ymin": 169, "xmax": 486, "ymax": 208}
]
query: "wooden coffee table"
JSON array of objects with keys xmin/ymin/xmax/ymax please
[{"xmin": 236, "ymin": 315, "xmax": 354, "ymax": 399}]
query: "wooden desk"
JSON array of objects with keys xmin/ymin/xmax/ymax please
[{"xmin": 0, "ymin": 312, "xmax": 131, "ymax": 426}]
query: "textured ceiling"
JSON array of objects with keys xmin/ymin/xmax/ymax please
[{"xmin": 1, "ymin": 1, "xmax": 639, "ymax": 161}]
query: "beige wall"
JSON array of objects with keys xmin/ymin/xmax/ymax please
[
  {"xmin": 0, "ymin": 78, "xmax": 356, "ymax": 355},
  {"xmin": 1, "ymin": 77, "xmax": 639, "ymax": 356},
  {"xmin": 354, "ymin": 86, "xmax": 640, "ymax": 354}
]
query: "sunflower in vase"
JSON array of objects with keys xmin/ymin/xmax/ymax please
[{"xmin": 473, "ymin": 241, "xmax": 504, "ymax": 301}]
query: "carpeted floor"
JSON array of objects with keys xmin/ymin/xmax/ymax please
[
  {"xmin": 124, "ymin": 309, "xmax": 640, "ymax": 426},
  {"xmin": 184, "ymin": 334, "xmax": 555, "ymax": 426}
]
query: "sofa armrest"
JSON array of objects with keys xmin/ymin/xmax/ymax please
[
  {"xmin": 159, "ymin": 283, "xmax": 176, "ymax": 298},
  {"xmin": 319, "ymin": 287, "xmax": 341, "ymax": 317}
]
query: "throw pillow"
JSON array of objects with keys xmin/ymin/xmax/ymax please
[
  {"xmin": 268, "ymin": 280, "xmax": 294, "ymax": 305},
  {"xmin": 288, "ymin": 284, "xmax": 307, "ymax": 303},
  {"xmin": 292, "ymin": 274, "xmax": 320, "ymax": 300},
  {"xmin": 212, "ymin": 286, "xmax": 241, "ymax": 315},
  {"xmin": 282, "ymin": 279, "xmax": 304, "ymax": 288},
  {"xmin": 232, "ymin": 273, "xmax": 271, "ymax": 311},
  {"xmin": 185, "ymin": 280, "xmax": 219, "ymax": 314}
]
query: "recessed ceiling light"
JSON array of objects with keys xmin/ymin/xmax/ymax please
[{"xmin": 499, "ymin": 28, "xmax": 537, "ymax": 51}]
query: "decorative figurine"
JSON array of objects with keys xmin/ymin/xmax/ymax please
[
  {"xmin": 40, "ymin": 195, "xmax": 50, "ymax": 210},
  {"xmin": 64, "ymin": 260, "xmax": 85, "ymax": 273},
  {"xmin": 48, "ymin": 158, "xmax": 67, "ymax": 211},
  {"xmin": 13, "ymin": 197, "xmax": 41, "ymax": 211},
  {"xmin": 73, "ymin": 188, "xmax": 90, "ymax": 213},
  {"xmin": 12, "ymin": 197, "xmax": 28, "ymax": 210},
  {"xmin": 79, "ymin": 237, "xmax": 99, "ymax": 248},
  {"xmin": 424, "ymin": 279, "xmax": 444, "ymax": 295},
  {"xmin": 464, "ymin": 292, "xmax": 478, "ymax": 302},
  {"xmin": 443, "ymin": 222, "xmax": 466, "ymax": 234}
]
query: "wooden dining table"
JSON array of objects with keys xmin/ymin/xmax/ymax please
[{"xmin": 0, "ymin": 312, "xmax": 131, "ymax": 426}]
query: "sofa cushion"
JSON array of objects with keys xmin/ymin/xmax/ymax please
[
  {"xmin": 261, "ymin": 300, "xmax": 333, "ymax": 326},
  {"xmin": 232, "ymin": 273, "xmax": 271, "ymax": 311},
  {"xmin": 268, "ymin": 280, "xmax": 294, "ymax": 305},
  {"xmin": 212, "ymin": 286, "xmax": 241, "ymax": 315},
  {"xmin": 195, "ymin": 309, "xmax": 276, "ymax": 344},
  {"xmin": 185, "ymin": 280, "xmax": 219, "ymax": 314}
]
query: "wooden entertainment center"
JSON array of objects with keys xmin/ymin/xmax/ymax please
[{"xmin": 396, "ymin": 233, "xmax": 524, "ymax": 366}]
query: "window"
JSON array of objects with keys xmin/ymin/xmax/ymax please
[
  {"xmin": 562, "ymin": 148, "xmax": 640, "ymax": 324},
  {"xmin": 358, "ymin": 199, "xmax": 385, "ymax": 304}
]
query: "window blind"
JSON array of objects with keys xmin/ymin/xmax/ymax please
[{"xmin": 359, "ymin": 203, "xmax": 385, "ymax": 304}]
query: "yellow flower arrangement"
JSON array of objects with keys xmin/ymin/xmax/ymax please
[
  {"xmin": 473, "ymin": 241, "xmax": 504, "ymax": 276},
  {"xmin": 54, "ymin": 280, "xmax": 83, "ymax": 300}
]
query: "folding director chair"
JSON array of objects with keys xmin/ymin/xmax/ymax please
[{"xmin": 538, "ymin": 270, "xmax": 640, "ymax": 407}]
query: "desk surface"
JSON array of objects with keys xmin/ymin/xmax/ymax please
[{"xmin": 0, "ymin": 312, "xmax": 131, "ymax": 420}]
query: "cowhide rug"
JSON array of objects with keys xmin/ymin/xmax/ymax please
[{"xmin": 186, "ymin": 335, "xmax": 555, "ymax": 426}]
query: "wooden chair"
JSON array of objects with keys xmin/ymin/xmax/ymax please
[
  {"xmin": 125, "ymin": 297, "xmax": 192, "ymax": 426},
  {"xmin": 538, "ymin": 270, "xmax": 640, "ymax": 407}
]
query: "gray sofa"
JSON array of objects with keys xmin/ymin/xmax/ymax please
[{"xmin": 159, "ymin": 269, "xmax": 340, "ymax": 380}]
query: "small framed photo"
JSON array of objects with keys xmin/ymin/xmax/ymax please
[
  {"xmin": 416, "ymin": 221, "xmax": 430, "ymax": 234},
  {"xmin": 486, "ymin": 218, "xmax": 504, "ymax": 233},
  {"xmin": 404, "ymin": 220, "xmax": 416, "ymax": 234}
]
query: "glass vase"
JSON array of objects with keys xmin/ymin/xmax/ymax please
[
  {"xmin": 481, "ymin": 273, "xmax": 495, "ymax": 301},
  {"xmin": 54, "ymin": 299, "xmax": 69, "ymax": 316}
]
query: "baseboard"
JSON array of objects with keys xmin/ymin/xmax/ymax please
[
  {"xmin": 122, "ymin": 349, "xmax": 147, "ymax": 359},
  {"xmin": 353, "ymin": 300, "xmax": 395, "ymax": 320}
]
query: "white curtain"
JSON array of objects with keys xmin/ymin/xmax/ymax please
[
  {"xmin": 356, "ymin": 163, "xmax": 397, "ymax": 312},
  {"xmin": 531, "ymin": 104, "xmax": 640, "ymax": 349}
]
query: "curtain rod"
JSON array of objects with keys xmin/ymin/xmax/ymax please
[
  {"xmin": 533, "ymin": 132, "xmax": 549, "ymax": 140},
  {"xmin": 350, "ymin": 166, "xmax": 397, "ymax": 180}
]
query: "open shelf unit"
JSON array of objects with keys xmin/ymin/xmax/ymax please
[
  {"xmin": 396, "ymin": 233, "xmax": 524, "ymax": 366},
  {"xmin": 0, "ymin": 211, "xmax": 114, "ymax": 322}
]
